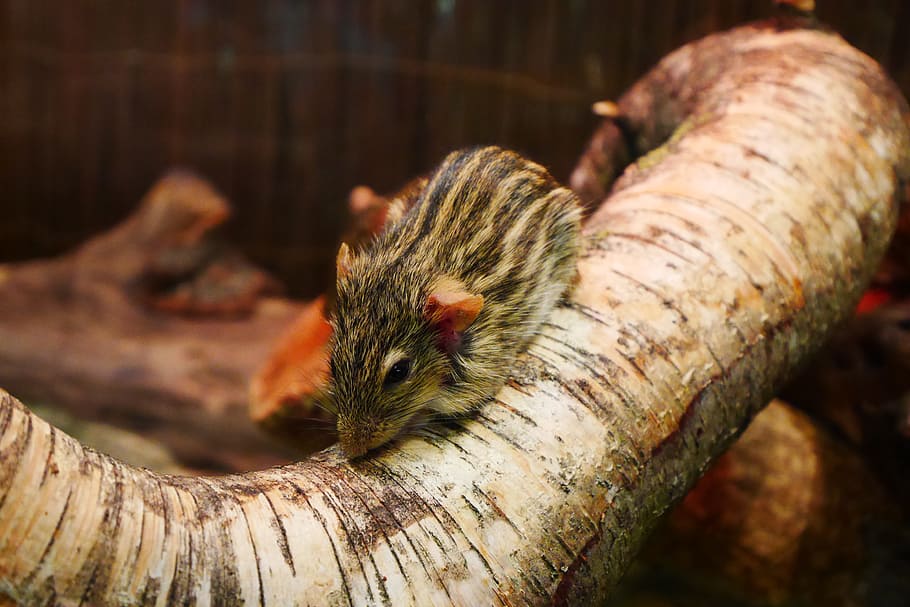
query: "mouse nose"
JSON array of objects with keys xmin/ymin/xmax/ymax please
[
  {"xmin": 340, "ymin": 440, "xmax": 368, "ymax": 459},
  {"xmin": 337, "ymin": 418, "xmax": 376, "ymax": 459}
]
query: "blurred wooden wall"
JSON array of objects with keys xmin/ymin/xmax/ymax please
[{"xmin": 1, "ymin": 0, "xmax": 907, "ymax": 296}]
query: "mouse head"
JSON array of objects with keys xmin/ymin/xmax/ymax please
[{"xmin": 330, "ymin": 246, "xmax": 483, "ymax": 458}]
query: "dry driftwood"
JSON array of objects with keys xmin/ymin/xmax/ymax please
[
  {"xmin": 0, "ymin": 172, "xmax": 301, "ymax": 471},
  {"xmin": 1, "ymin": 20, "xmax": 909, "ymax": 606}
]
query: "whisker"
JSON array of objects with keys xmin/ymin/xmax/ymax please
[
  {"xmin": 285, "ymin": 416, "xmax": 334, "ymax": 424},
  {"xmin": 309, "ymin": 398, "xmax": 337, "ymax": 415}
]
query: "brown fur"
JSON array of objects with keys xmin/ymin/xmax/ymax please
[{"xmin": 329, "ymin": 146, "xmax": 581, "ymax": 457}]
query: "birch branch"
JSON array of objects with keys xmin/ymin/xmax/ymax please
[{"xmin": 1, "ymin": 20, "xmax": 909, "ymax": 606}]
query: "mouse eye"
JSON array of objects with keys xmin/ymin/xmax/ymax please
[{"xmin": 383, "ymin": 358, "xmax": 412, "ymax": 387}]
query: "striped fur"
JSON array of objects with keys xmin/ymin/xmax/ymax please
[{"xmin": 329, "ymin": 146, "xmax": 581, "ymax": 457}]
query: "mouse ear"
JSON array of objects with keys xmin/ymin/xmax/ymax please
[
  {"xmin": 336, "ymin": 242, "xmax": 355, "ymax": 280},
  {"xmin": 423, "ymin": 276, "xmax": 483, "ymax": 353}
]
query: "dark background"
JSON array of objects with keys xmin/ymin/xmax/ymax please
[{"xmin": 2, "ymin": 0, "xmax": 908, "ymax": 296}]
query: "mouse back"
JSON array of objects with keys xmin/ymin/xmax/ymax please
[{"xmin": 330, "ymin": 146, "xmax": 581, "ymax": 457}]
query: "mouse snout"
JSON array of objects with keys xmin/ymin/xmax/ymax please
[
  {"xmin": 339, "ymin": 439, "xmax": 369, "ymax": 459},
  {"xmin": 337, "ymin": 417, "xmax": 379, "ymax": 459}
]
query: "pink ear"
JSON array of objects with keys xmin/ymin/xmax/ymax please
[{"xmin": 423, "ymin": 277, "xmax": 483, "ymax": 353}]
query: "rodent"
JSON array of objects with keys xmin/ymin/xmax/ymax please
[{"xmin": 329, "ymin": 146, "xmax": 582, "ymax": 458}]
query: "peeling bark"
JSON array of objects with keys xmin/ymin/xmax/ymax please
[{"xmin": 1, "ymin": 21, "xmax": 909, "ymax": 606}]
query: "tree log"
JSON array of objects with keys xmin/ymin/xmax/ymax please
[
  {"xmin": 1, "ymin": 20, "xmax": 908, "ymax": 606},
  {"xmin": 636, "ymin": 399, "xmax": 908, "ymax": 606},
  {"xmin": 782, "ymin": 297, "xmax": 910, "ymax": 508}
]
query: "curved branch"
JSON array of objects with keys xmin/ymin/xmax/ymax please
[{"xmin": 1, "ymin": 21, "xmax": 909, "ymax": 606}]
